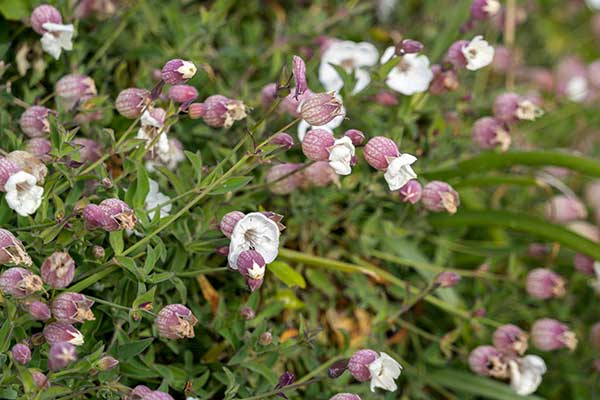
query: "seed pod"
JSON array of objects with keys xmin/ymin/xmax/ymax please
[
  {"xmin": 343, "ymin": 129, "xmax": 365, "ymax": 146},
  {"xmin": 97, "ymin": 355, "xmax": 119, "ymax": 371},
  {"xmin": 269, "ymin": 133, "xmax": 295, "ymax": 150},
  {"xmin": 155, "ymin": 304, "xmax": 198, "ymax": 339},
  {"xmin": 397, "ymin": 39, "xmax": 424, "ymax": 55},
  {"xmin": 52, "ymin": 292, "xmax": 95, "ymax": 323},
  {"xmin": 161, "ymin": 59, "xmax": 197, "ymax": 84},
  {"xmin": 115, "ymin": 88, "xmax": 149, "ymax": 119},
  {"xmin": 73, "ymin": 138, "xmax": 102, "ymax": 163},
  {"xmin": 0, "ymin": 229, "xmax": 31, "ymax": 266},
  {"xmin": 11, "ymin": 343, "xmax": 32, "ymax": 365},
  {"xmin": 363, "ymin": 136, "xmax": 400, "ymax": 171},
  {"xmin": 531, "ymin": 318, "xmax": 577, "ymax": 351},
  {"xmin": 261, "ymin": 83, "xmax": 277, "ymax": 109},
  {"xmin": 348, "ymin": 349, "xmax": 378, "ymax": 382},
  {"xmin": 26, "ymin": 138, "xmax": 52, "ymax": 161},
  {"xmin": 0, "ymin": 268, "xmax": 42, "ymax": 297},
  {"xmin": 41, "ymin": 251, "xmax": 76, "ymax": 288},
  {"xmin": 48, "ymin": 342, "xmax": 77, "ymax": 371},
  {"xmin": 31, "ymin": 371, "xmax": 50, "ymax": 389},
  {"xmin": 573, "ymin": 253, "xmax": 596, "ymax": 276},
  {"xmin": 219, "ymin": 211, "xmax": 245, "ymax": 238},
  {"xmin": 19, "ymin": 106, "xmax": 51, "ymax": 137},
  {"xmin": 330, "ymin": 394, "xmax": 362, "ymax": 400},
  {"xmin": 303, "ymin": 161, "xmax": 339, "ymax": 187},
  {"xmin": 422, "ymin": 181, "xmax": 460, "ymax": 214},
  {"xmin": 259, "ymin": 331, "xmax": 273, "ymax": 346},
  {"xmin": 55, "ymin": 74, "xmax": 97, "ymax": 109},
  {"xmin": 43, "ymin": 322, "xmax": 85, "ymax": 346},
  {"xmin": 239, "ymin": 306, "xmax": 255, "ymax": 320}
]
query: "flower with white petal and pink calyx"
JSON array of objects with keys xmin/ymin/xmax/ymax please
[
  {"xmin": 52, "ymin": 292, "xmax": 95, "ymax": 324},
  {"xmin": 48, "ymin": 342, "xmax": 77, "ymax": 371},
  {"xmin": 3, "ymin": 170, "xmax": 44, "ymax": 217},
  {"xmin": 155, "ymin": 304, "xmax": 198, "ymax": 339},
  {"xmin": 161, "ymin": 59, "xmax": 197, "ymax": 84},
  {"xmin": 319, "ymin": 40, "xmax": 379, "ymax": 94},
  {"xmin": 348, "ymin": 349, "xmax": 402, "ymax": 392},
  {"xmin": 380, "ymin": 47, "xmax": 433, "ymax": 95},
  {"xmin": 302, "ymin": 129, "xmax": 336, "ymax": 161},
  {"xmin": 509, "ymin": 355, "xmax": 546, "ymax": 396},
  {"xmin": 447, "ymin": 36, "xmax": 494, "ymax": 71},
  {"xmin": 227, "ymin": 212, "xmax": 280, "ymax": 270},
  {"xmin": 0, "ymin": 267, "xmax": 42, "ymax": 298},
  {"xmin": 493, "ymin": 324, "xmax": 529, "ymax": 355},
  {"xmin": 422, "ymin": 181, "xmax": 460, "ymax": 214},
  {"xmin": 20, "ymin": 106, "xmax": 52, "ymax": 137},
  {"xmin": 493, "ymin": 92, "xmax": 543, "ymax": 124},
  {"xmin": 468, "ymin": 345, "xmax": 509, "ymax": 378},
  {"xmin": 526, "ymin": 268, "xmax": 566, "ymax": 300},
  {"xmin": 144, "ymin": 179, "xmax": 171, "ymax": 220},
  {"xmin": 472, "ymin": 117, "xmax": 511, "ymax": 152},
  {"xmin": 328, "ymin": 136, "xmax": 355, "ymax": 176},
  {"xmin": 364, "ymin": 136, "xmax": 418, "ymax": 191},
  {"xmin": 531, "ymin": 318, "xmax": 577, "ymax": 351},
  {"xmin": 41, "ymin": 251, "xmax": 76, "ymax": 288},
  {"xmin": 201, "ymin": 95, "xmax": 247, "ymax": 129},
  {"xmin": 0, "ymin": 229, "xmax": 31, "ymax": 266},
  {"xmin": 556, "ymin": 57, "xmax": 589, "ymax": 103},
  {"xmin": 237, "ymin": 250, "xmax": 266, "ymax": 292},
  {"xmin": 31, "ymin": 5, "xmax": 74, "ymax": 60},
  {"xmin": 43, "ymin": 322, "xmax": 85, "ymax": 346},
  {"xmin": 115, "ymin": 88, "xmax": 149, "ymax": 119}
]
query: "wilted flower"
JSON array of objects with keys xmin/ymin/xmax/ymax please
[
  {"xmin": 239, "ymin": 306, "xmax": 255, "ymax": 320},
  {"xmin": 398, "ymin": 180, "xmax": 422, "ymax": 204},
  {"xmin": 155, "ymin": 304, "xmax": 198, "ymax": 339},
  {"xmin": 493, "ymin": 92, "xmax": 543, "ymax": 124},
  {"xmin": 526, "ymin": 268, "xmax": 566, "ymax": 300},
  {"xmin": 97, "ymin": 355, "xmax": 119, "ymax": 371},
  {"xmin": 161, "ymin": 59, "xmax": 197, "ymax": 84},
  {"xmin": 508, "ymin": 355, "xmax": 546, "ymax": 396},
  {"xmin": 531, "ymin": 318, "xmax": 577, "ymax": 351},
  {"xmin": 52, "ymin": 292, "xmax": 95, "ymax": 323},
  {"xmin": 422, "ymin": 181, "xmax": 460, "ymax": 214},
  {"xmin": 544, "ymin": 195, "xmax": 587, "ymax": 224},
  {"xmin": 11, "ymin": 343, "xmax": 31, "ymax": 365},
  {"xmin": 55, "ymin": 74, "xmax": 97, "ymax": 109},
  {"xmin": 266, "ymin": 163, "xmax": 305, "ymax": 195},
  {"xmin": 201, "ymin": 95, "xmax": 248, "ymax": 129},
  {"xmin": 48, "ymin": 342, "xmax": 77, "ymax": 371},
  {"xmin": 30, "ymin": 5, "xmax": 74, "ymax": 59},
  {"xmin": 380, "ymin": 47, "xmax": 433, "ymax": 95},
  {"xmin": 0, "ymin": 267, "xmax": 42, "ymax": 298},
  {"xmin": 0, "ymin": 229, "xmax": 32, "ymax": 266},
  {"xmin": 319, "ymin": 40, "xmax": 379, "ymax": 94},
  {"xmin": 348, "ymin": 349, "xmax": 402, "ymax": 392},
  {"xmin": 237, "ymin": 250, "xmax": 266, "ymax": 292},
  {"xmin": 472, "ymin": 117, "xmax": 511, "ymax": 151},
  {"xmin": 435, "ymin": 271, "xmax": 461, "ymax": 288},
  {"xmin": 468, "ymin": 345, "xmax": 509, "ymax": 378},
  {"xmin": 168, "ymin": 85, "xmax": 199, "ymax": 103},
  {"xmin": 429, "ymin": 64, "xmax": 460, "ymax": 95},
  {"xmin": 299, "ymin": 92, "xmax": 344, "ymax": 127},
  {"xmin": 43, "ymin": 322, "xmax": 85, "ymax": 346},
  {"xmin": 228, "ymin": 213, "xmax": 280, "ymax": 270},
  {"xmin": 26, "ymin": 300, "xmax": 52, "ymax": 321},
  {"xmin": 470, "ymin": 0, "xmax": 501, "ymax": 20},
  {"xmin": 41, "ymin": 251, "xmax": 76, "ymax": 288},
  {"xmin": 115, "ymin": 88, "xmax": 149, "ymax": 118},
  {"xmin": 20, "ymin": 106, "xmax": 51, "ymax": 137},
  {"xmin": 83, "ymin": 198, "xmax": 136, "ymax": 231},
  {"xmin": 493, "ymin": 324, "xmax": 529, "ymax": 355}
]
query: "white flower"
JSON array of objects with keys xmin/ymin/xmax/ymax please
[
  {"xmin": 461, "ymin": 36, "xmax": 495, "ymax": 71},
  {"xmin": 145, "ymin": 179, "xmax": 171, "ymax": 219},
  {"xmin": 4, "ymin": 171, "xmax": 44, "ymax": 217},
  {"xmin": 247, "ymin": 261, "xmax": 265, "ymax": 280},
  {"xmin": 509, "ymin": 355, "xmax": 546, "ymax": 396},
  {"xmin": 565, "ymin": 76, "xmax": 589, "ymax": 103},
  {"xmin": 383, "ymin": 154, "xmax": 418, "ymax": 191},
  {"xmin": 380, "ymin": 47, "xmax": 433, "ymax": 95},
  {"xmin": 137, "ymin": 110, "xmax": 171, "ymax": 161},
  {"xmin": 228, "ymin": 213, "xmax": 280, "ymax": 270},
  {"xmin": 40, "ymin": 22, "xmax": 74, "ymax": 60},
  {"xmin": 368, "ymin": 352, "xmax": 402, "ymax": 392},
  {"xmin": 319, "ymin": 40, "xmax": 379, "ymax": 94},
  {"xmin": 328, "ymin": 136, "xmax": 355, "ymax": 176},
  {"xmin": 586, "ymin": 0, "xmax": 600, "ymax": 10}
]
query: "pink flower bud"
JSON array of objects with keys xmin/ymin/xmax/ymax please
[
  {"xmin": 26, "ymin": 138, "xmax": 52, "ymax": 160},
  {"xmin": 398, "ymin": 39, "xmax": 424, "ymax": 54},
  {"xmin": 348, "ymin": 349, "xmax": 378, "ymax": 382},
  {"xmin": 374, "ymin": 90, "xmax": 399, "ymax": 106},
  {"xmin": 92, "ymin": 245, "xmax": 105, "ymax": 259},
  {"xmin": 299, "ymin": 92, "xmax": 343, "ymax": 127},
  {"xmin": 470, "ymin": 0, "xmax": 501, "ymax": 20},
  {"xmin": 303, "ymin": 161, "xmax": 339, "ymax": 188},
  {"xmin": 115, "ymin": 88, "xmax": 149, "ymax": 118},
  {"xmin": 292, "ymin": 55, "xmax": 308, "ymax": 98},
  {"xmin": 31, "ymin": 371, "xmax": 50, "ymax": 389},
  {"xmin": 52, "ymin": 292, "xmax": 95, "ymax": 323},
  {"xmin": 472, "ymin": 117, "xmax": 511, "ymax": 151},
  {"xmin": 398, "ymin": 180, "xmax": 422, "ymax": 204},
  {"xmin": 446, "ymin": 40, "xmax": 469, "ymax": 69},
  {"xmin": 422, "ymin": 181, "xmax": 460, "ymax": 214},
  {"xmin": 591, "ymin": 322, "xmax": 600, "ymax": 350},
  {"xmin": 43, "ymin": 322, "xmax": 85, "ymax": 346},
  {"xmin": 19, "ymin": 106, "xmax": 51, "ymax": 137},
  {"xmin": 261, "ymin": 83, "xmax": 278, "ymax": 109},
  {"xmin": 202, "ymin": 95, "xmax": 247, "ymax": 128},
  {"xmin": 544, "ymin": 195, "xmax": 587, "ymax": 224},
  {"xmin": 219, "ymin": 211, "xmax": 245, "ymax": 238},
  {"xmin": 97, "ymin": 355, "xmax": 119, "ymax": 371},
  {"xmin": 493, "ymin": 324, "xmax": 528, "ymax": 355},
  {"xmin": 240, "ymin": 306, "xmax": 255, "ymax": 320},
  {"xmin": 0, "ymin": 157, "xmax": 22, "ymax": 192},
  {"xmin": 531, "ymin": 318, "xmax": 577, "ymax": 351},
  {"xmin": 55, "ymin": 74, "xmax": 97, "ymax": 109},
  {"xmin": 0, "ymin": 268, "xmax": 42, "ymax": 298},
  {"xmin": 363, "ymin": 136, "xmax": 400, "ymax": 171},
  {"xmin": 27, "ymin": 300, "xmax": 52, "ymax": 321},
  {"xmin": 0, "ymin": 229, "xmax": 31, "ymax": 266},
  {"xmin": 187, "ymin": 102, "xmax": 206, "ymax": 119},
  {"xmin": 573, "ymin": 253, "xmax": 596, "ymax": 276},
  {"xmin": 215, "ymin": 246, "xmax": 229, "ymax": 256},
  {"xmin": 330, "ymin": 394, "xmax": 361, "ymax": 400},
  {"xmin": 142, "ymin": 391, "xmax": 175, "ymax": 400},
  {"xmin": 237, "ymin": 250, "xmax": 266, "ymax": 292},
  {"xmin": 259, "ymin": 331, "xmax": 272, "ymax": 346},
  {"xmin": 526, "ymin": 268, "xmax": 566, "ymax": 300},
  {"xmin": 48, "ymin": 342, "xmax": 77, "ymax": 371},
  {"xmin": 168, "ymin": 85, "xmax": 198, "ymax": 103},
  {"xmin": 435, "ymin": 271, "xmax": 461, "ymax": 288},
  {"xmin": 270, "ymin": 133, "xmax": 295, "ymax": 150},
  {"xmin": 73, "ymin": 138, "xmax": 102, "ymax": 163},
  {"xmin": 301, "ymin": 129, "xmax": 335, "ymax": 161},
  {"xmin": 468, "ymin": 346, "xmax": 508, "ymax": 378},
  {"xmin": 41, "ymin": 251, "xmax": 76, "ymax": 288},
  {"xmin": 12, "ymin": 343, "xmax": 31, "ymax": 365},
  {"xmin": 30, "ymin": 5, "xmax": 62, "ymax": 35},
  {"xmin": 266, "ymin": 163, "xmax": 304, "ymax": 195},
  {"xmin": 161, "ymin": 59, "xmax": 197, "ymax": 84},
  {"xmin": 344, "ymin": 129, "xmax": 365, "ymax": 146},
  {"xmin": 155, "ymin": 304, "xmax": 198, "ymax": 339}
]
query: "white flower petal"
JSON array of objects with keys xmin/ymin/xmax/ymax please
[
  {"xmin": 368, "ymin": 352, "xmax": 402, "ymax": 392},
  {"xmin": 319, "ymin": 40, "xmax": 378, "ymax": 94},
  {"xmin": 328, "ymin": 136, "xmax": 355, "ymax": 176},
  {"xmin": 384, "ymin": 154, "xmax": 418, "ymax": 191},
  {"xmin": 509, "ymin": 355, "xmax": 546, "ymax": 396},
  {"xmin": 228, "ymin": 213, "xmax": 280, "ymax": 269},
  {"xmin": 5, "ymin": 171, "xmax": 43, "ymax": 216},
  {"xmin": 40, "ymin": 23, "xmax": 74, "ymax": 60},
  {"xmin": 462, "ymin": 36, "xmax": 495, "ymax": 71},
  {"xmin": 385, "ymin": 54, "xmax": 433, "ymax": 95}
]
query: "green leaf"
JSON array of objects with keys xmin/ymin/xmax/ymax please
[
  {"xmin": 185, "ymin": 150, "xmax": 203, "ymax": 184},
  {"xmin": 210, "ymin": 176, "xmax": 253, "ymax": 195},
  {"xmin": 109, "ymin": 230, "xmax": 124, "ymax": 255},
  {"xmin": 242, "ymin": 361, "xmax": 278, "ymax": 385},
  {"xmin": 0, "ymin": 319, "xmax": 12, "ymax": 352},
  {"xmin": 0, "ymin": 388, "xmax": 17, "ymax": 400},
  {"xmin": 112, "ymin": 338, "xmax": 154, "ymax": 361},
  {"xmin": 114, "ymin": 256, "xmax": 144, "ymax": 280},
  {"xmin": 274, "ymin": 289, "xmax": 305, "ymax": 310},
  {"xmin": 0, "ymin": 0, "xmax": 29, "ymax": 20},
  {"xmin": 132, "ymin": 286, "xmax": 157, "ymax": 309},
  {"xmin": 39, "ymin": 387, "xmax": 73, "ymax": 400},
  {"xmin": 268, "ymin": 261, "xmax": 306, "ymax": 288},
  {"xmin": 147, "ymin": 271, "xmax": 174, "ymax": 283},
  {"xmin": 133, "ymin": 163, "xmax": 150, "ymax": 211}
]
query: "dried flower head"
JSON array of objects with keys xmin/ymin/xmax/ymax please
[
  {"xmin": 41, "ymin": 251, "xmax": 76, "ymax": 288},
  {"xmin": 155, "ymin": 304, "xmax": 198, "ymax": 339},
  {"xmin": 52, "ymin": 292, "xmax": 95, "ymax": 323},
  {"xmin": 0, "ymin": 267, "xmax": 43, "ymax": 298}
]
